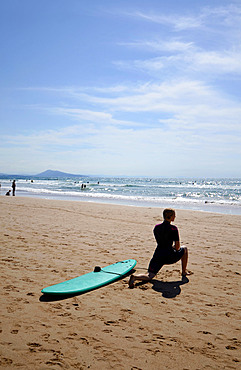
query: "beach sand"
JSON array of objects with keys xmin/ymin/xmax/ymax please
[{"xmin": 0, "ymin": 196, "xmax": 240, "ymax": 369}]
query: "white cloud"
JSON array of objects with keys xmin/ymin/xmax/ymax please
[
  {"xmin": 190, "ymin": 50, "xmax": 241, "ymax": 74},
  {"xmin": 73, "ymin": 80, "xmax": 236, "ymax": 123},
  {"xmin": 117, "ymin": 3, "xmax": 241, "ymax": 81},
  {"xmin": 2, "ymin": 114, "xmax": 240, "ymax": 176},
  {"xmin": 131, "ymin": 4, "xmax": 241, "ymax": 32},
  {"xmin": 4, "ymin": 79, "xmax": 241, "ymax": 151},
  {"xmin": 119, "ymin": 39, "xmax": 194, "ymax": 53},
  {"xmin": 115, "ymin": 43, "xmax": 241, "ymax": 77},
  {"xmin": 132, "ymin": 11, "xmax": 203, "ymax": 31},
  {"xmin": 45, "ymin": 107, "xmax": 142, "ymax": 127},
  {"xmin": 17, "ymin": 78, "xmax": 241, "ymax": 140}
]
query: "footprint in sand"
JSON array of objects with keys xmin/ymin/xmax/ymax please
[
  {"xmin": 0, "ymin": 358, "xmax": 13, "ymax": 366},
  {"xmin": 104, "ymin": 320, "xmax": 119, "ymax": 326},
  {"xmin": 226, "ymin": 345, "xmax": 237, "ymax": 350},
  {"xmin": 27, "ymin": 342, "xmax": 42, "ymax": 352},
  {"xmin": 226, "ymin": 337, "xmax": 241, "ymax": 351},
  {"xmin": 10, "ymin": 330, "xmax": 19, "ymax": 334}
]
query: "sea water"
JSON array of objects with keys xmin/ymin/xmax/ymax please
[{"xmin": 1, "ymin": 176, "xmax": 241, "ymax": 215}]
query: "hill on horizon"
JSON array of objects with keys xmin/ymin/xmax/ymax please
[
  {"xmin": 36, "ymin": 170, "xmax": 87, "ymax": 178},
  {"xmin": 0, "ymin": 170, "xmax": 87, "ymax": 178}
]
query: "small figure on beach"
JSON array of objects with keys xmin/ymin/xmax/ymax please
[
  {"xmin": 5, "ymin": 190, "xmax": 11, "ymax": 196},
  {"xmin": 12, "ymin": 180, "xmax": 16, "ymax": 196},
  {"xmin": 129, "ymin": 208, "xmax": 190, "ymax": 288}
]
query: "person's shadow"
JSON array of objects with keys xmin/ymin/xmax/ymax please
[
  {"xmin": 136, "ymin": 276, "xmax": 189, "ymax": 298},
  {"xmin": 151, "ymin": 276, "xmax": 189, "ymax": 298}
]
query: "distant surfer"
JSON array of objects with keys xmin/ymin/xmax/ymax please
[
  {"xmin": 129, "ymin": 208, "xmax": 191, "ymax": 288},
  {"xmin": 12, "ymin": 180, "xmax": 16, "ymax": 196}
]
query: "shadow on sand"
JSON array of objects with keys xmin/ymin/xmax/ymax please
[
  {"xmin": 39, "ymin": 292, "xmax": 80, "ymax": 302},
  {"xmin": 152, "ymin": 276, "xmax": 189, "ymax": 298},
  {"xmin": 136, "ymin": 276, "xmax": 189, "ymax": 298}
]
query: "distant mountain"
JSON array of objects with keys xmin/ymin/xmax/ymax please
[
  {"xmin": 35, "ymin": 170, "xmax": 86, "ymax": 178},
  {"xmin": 0, "ymin": 173, "xmax": 29, "ymax": 179}
]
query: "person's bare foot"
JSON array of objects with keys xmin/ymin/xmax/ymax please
[
  {"xmin": 128, "ymin": 275, "xmax": 135, "ymax": 288},
  {"xmin": 182, "ymin": 270, "xmax": 193, "ymax": 277}
]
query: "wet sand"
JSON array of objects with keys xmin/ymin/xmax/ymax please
[{"xmin": 0, "ymin": 196, "xmax": 240, "ymax": 369}]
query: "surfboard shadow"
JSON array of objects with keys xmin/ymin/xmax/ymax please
[
  {"xmin": 151, "ymin": 276, "xmax": 189, "ymax": 298},
  {"xmin": 39, "ymin": 292, "xmax": 80, "ymax": 302},
  {"xmin": 39, "ymin": 269, "xmax": 136, "ymax": 302}
]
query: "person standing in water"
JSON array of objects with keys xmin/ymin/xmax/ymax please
[
  {"xmin": 129, "ymin": 208, "xmax": 190, "ymax": 288},
  {"xmin": 12, "ymin": 180, "xmax": 16, "ymax": 196}
]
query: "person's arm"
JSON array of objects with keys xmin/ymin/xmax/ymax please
[{"xmin": 174, "ymin": 240, "xmax": 180, "ymax": 251}]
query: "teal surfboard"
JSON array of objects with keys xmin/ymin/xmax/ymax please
[{"xmin": 41, "ymin": 259, "xmax": 136, "ymax": 295}]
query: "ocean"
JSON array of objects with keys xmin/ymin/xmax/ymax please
[{"xmin": 1, "ymin": 176, "xmax": 241, "ymax": 215}]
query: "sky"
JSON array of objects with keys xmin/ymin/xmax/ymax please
[{"xmin": 1, "ymin": 0, "xmax": 241, "ymax": 177}]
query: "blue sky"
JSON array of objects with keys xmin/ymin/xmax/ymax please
[{"xmin": 1, "ymin": 0, "xmax": 241, "ymax": 177}]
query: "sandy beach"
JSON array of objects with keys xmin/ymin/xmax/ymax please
[{"xmin": 0, "ymin": 196, "xmax": 240, "ymax": 369}]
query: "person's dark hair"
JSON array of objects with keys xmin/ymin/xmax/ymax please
[{"xmin": 163, "ymin": 208, "xmax": 175, "ymax": 221}]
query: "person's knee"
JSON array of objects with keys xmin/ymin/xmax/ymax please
[{"xmin": 183, "ymin": 246, "xmax": 188, "ymax": 255}]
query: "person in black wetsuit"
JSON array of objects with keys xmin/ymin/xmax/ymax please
[
  {"xmin": 129, "ymin": 208, "xmax": 190, "ymax": 288},
  {"xmin": 12, "ymin": 180, "xmax": 16, "ymax": 196}
]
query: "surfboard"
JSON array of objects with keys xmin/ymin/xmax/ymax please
[{"xmin": 41, "ymin": 259, "xmax": 137, "ymax": 295}]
